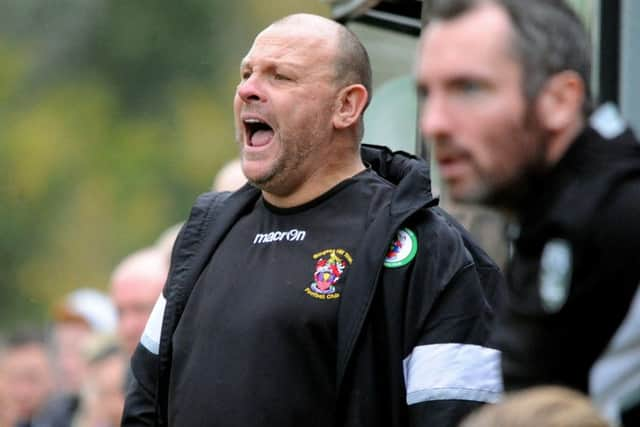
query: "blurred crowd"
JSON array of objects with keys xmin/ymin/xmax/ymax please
[
  {"xmin": 0, "ymin": 159, "xmax": 246, "ymax": 427},
  {"xmin": 0, "ymin": 238, "xmax": 169, "ymax": 427}
]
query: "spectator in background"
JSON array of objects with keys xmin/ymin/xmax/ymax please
[
  {"xmin": 50, "ymin": 288, "xmax": 117, "ymax": 427},
  {"xmin": 417, "ymin": 0, "xmax": 640, "ymax": 425},
  {"xmin": 109, "ymin": 248, "xmax": 168, "ymax": 357},
  {"xmin": 151, "ymin": 158, "xmax": 246, "ymax": 269},
  {"xmin": 459, "ymin": 386, "xmax": 610, "ymax": 427},
  {"xmin": 52, "ymin": 289, "xmax": 117, "ymax": 397},
  {"xmin": 153, "ymin": 223, "xmax": 182, "ymax": 264},
  {"xmin": 0, "ymin": 337, "xmax": 18, "ymax": 427},
  {"xmin": 0, "ymin": 328, "xmax": 57, "ymax": 427},
  {"xmin": 71, "ymin": 336, "xmax": 126, "ymax": 427},
  {"xmin": 211, "ymin": 157, "xmax": 246, "ymax": 192}
]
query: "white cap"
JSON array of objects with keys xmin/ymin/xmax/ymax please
[{"xmin": 62, "ymin": 288, "xmax": 117, "ymax": 333}]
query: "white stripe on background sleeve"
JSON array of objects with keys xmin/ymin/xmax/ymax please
[
  {"xmin": 590, "ymin": 284, "xmax": 640, "ymax": 426},
  {"xmin": 140, "ymin": 294, "xmax": 167, "ymax": 355},
  {"xmin": 403, "ymin": 343, "xmax": 503, "ymax": 405}
]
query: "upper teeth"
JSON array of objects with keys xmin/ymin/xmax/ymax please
[{"xmin": 244, "ymin": 118, "xmax": 263, "ymax": 124}]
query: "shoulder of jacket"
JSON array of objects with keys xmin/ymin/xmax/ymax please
[
  {"xmin": 165, "ymin": 191, "xmax": 232, "ymax": 285},
  {"xmin": 403, "ymin": 208, "xmax": 476, "ymax": 274}
]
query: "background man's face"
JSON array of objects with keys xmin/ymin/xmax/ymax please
[
  {"xmin": 87, "ymin": 353, "xmax": 126, "ymax": 427},
  {"xmin": 418, "ymin": 4, "xmax": 547, "ymax": 205},
  {"xmin": 2, "ymin": 343, "xmax": 54, "ymax": 420},
  {"xmin": 112, "ymin": 273, "xmax": 164, "ymax": 355},
  {"xmin": 53, "ymin": 322, "xmax": 91, "ymax": 393},
  {"xmin": 233, "ymin": 23, "xmax": 339, "ymax": 197}
]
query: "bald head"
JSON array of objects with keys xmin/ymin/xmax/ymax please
[
  {"xmin": 270, "ymin": 14, "xmax": 372, "ymax": 108},
  {"xmin": 234, "ymin": 13, "xmax": 371, "ymax": 206},
  {"xmin": 110, "ymin": 247, "xmax": 167, "ymax": 355},
  {"xmin": 110, "ymin": 247, "xmax": 168, "ymax": 286}
]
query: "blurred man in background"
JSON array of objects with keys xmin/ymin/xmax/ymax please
[
  {"xmin": 211, "ymin": 157, "xmax": 246, "ymax": 192},
  {"xmin": 109, "ymin": 248, "xmax": 168, "ymax": 357},
  {"xmin": 71, "ymin": 336, "xmax": 127, "ymax": 427},
  {"xmin": 418, "ymin": 0, "xmax": 640, "ymax": 425},
  {"xmin": 0, "ymin": 340, "xmax": 18, "ymax": 427},
  {"xmin": 1, "ymin": 328, "xmax": 57, "ymax": 427},
  {"xmin": 52, "ymin": 288, "xmax": 117, "ymax": 398}
]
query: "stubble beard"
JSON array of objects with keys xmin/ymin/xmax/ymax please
[
  {"xmin": 246, "ymin": 129, "xmax": 319, "ymax": 198},
  {"xmin": 481, "ymin": 105, "xmax": 551, "ymax": 210}
]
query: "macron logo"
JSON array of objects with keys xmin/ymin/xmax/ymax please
[{"xmin": 253, "ymin": 229, "xmax": 306, "ymax": 244}]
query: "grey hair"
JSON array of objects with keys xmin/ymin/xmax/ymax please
[{"xmin": 427, "ymin": 0, "xmax": 593, "ymax": 116}]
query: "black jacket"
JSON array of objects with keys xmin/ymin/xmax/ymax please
[
  {"xmin": 493, "ymin": 111, "xmax": 640, "ymax": 426},
  {"xmin": 122, "ymin": 145, "xmax": 504, "ymax": 427}
]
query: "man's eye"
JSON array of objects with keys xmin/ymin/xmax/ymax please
[
  {"xmin": 458, "ymin": 80, "xmax": 483, "ymax": 94},
  {"xmin": 241, "ymin": 71, "xmax": 251, "ymax": 80},
  {"xmin": 274, "ymin": 73, "xmax": 290, "ymax": 81}
]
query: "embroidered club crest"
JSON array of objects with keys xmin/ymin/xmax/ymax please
[
  {"xmin": 384, "ymin": 228, "xmax": 418, "ymax": 268},
  {"xmin": 305, "ymin": 249, "xmax": 352, "ymax": 300},
  {"xmin": 539, "ymin": 238, "xmax": 573, "ymax": 313}
]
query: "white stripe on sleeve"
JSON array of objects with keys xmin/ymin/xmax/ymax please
[
  {"xmin": 590, "ymin": 284, "xmax": 640, "ymax": 426},
  {"xmin": 140, "ymin": 294, "xmax": 167, "ymax": 355},
  {"xmin": 403, "ymin": 343, "xmax": 503, "ymax": 405}
]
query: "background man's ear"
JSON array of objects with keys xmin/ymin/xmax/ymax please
[
  {"xmin": 536, "ymin": 71, "xmax": 585, "ymax": 131},
  {"xmin": 333, "ymin": 84, "xmax": 368, "ymax": 129}
]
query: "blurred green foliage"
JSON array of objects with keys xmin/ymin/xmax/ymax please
[{"xmin": 0, "ymin": 0, "xmax": 328, "ymax": 331}]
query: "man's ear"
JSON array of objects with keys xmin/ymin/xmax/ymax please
[
  {"xmin": 536, "ymin": 70, "xmax": 585, "ymax": 132},
  {"xmin": 333, "ymin": 84, "xmax": 369, "ymax": 130}
]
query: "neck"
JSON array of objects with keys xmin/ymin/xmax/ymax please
[{"xmin": 263, "ymin": 149, "xmax": 365, "ymax": 208}]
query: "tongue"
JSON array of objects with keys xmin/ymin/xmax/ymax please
[{"xmin": 250, "ymin": 129, "xmax": 274, "ymax": 147}]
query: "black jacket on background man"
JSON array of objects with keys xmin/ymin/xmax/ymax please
[{"xmin": 493, "ymin": 106, "xmax": 640, "ymax": 426}]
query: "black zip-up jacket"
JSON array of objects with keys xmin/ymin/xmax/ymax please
[
  {"xmin": 122, "ymin": 145, "xmax": 504, "ymax": 427},
  {"xmin": 492, "ymin": 108, "xmax": 640, "ymax": 426}
]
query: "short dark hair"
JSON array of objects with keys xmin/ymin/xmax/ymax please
[
  {"xmin": 3, "ymin": 326, "xmax": 49, "ymax": 352},
  {"xmin": 427, "ymin": 0, "xmax": 593, "ymax": 115},
  {"xmin": 334, "ymin": 24, "xmax": 372, "ymax": 141},
  {"xmin": 334, "ymin": 25, "xmax": 372, "ymax": 104}
]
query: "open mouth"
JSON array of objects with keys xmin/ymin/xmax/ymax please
[{"xmin": 244, "ymin": 118, "xmax": 274, "ymax": 147}]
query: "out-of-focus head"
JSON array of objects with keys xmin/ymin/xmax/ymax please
[
  {"xmin": 153, "ymin": 222, "xmax": 182, "ymax": 264},
  {"xmin": 459, "ymin": 386, "xmax": 610, "ymax": 427},
  {"xmin": 52, "ymin": 288, "xmax": 117, "ymax": 394},
  {"xmin": 418, "ymin": 0, "xmax": 590, "ymax": 207},
  {"xmin": 0, "ymin": 329, "xmax": 55, "ymax": 422},
  {"xmin": 211, "ymin": 158, "xmax": 247, "ymax": 192},
  {"xmin": 81, "ymin": 337, "xmax": 127, "ymax": 427},
  {"xmin": 234, "ymin": 13, "xmax": 370, "ymax": 203},
  {"xmin": 0, "ymin": 338, "xmax": 18, "ymax": 426},
  {"xmin": 109, "ymin": 247, "xmax": 168, "ymax": 355},
  {"xmin": 54, "ymin": 288, "xmax": 117, "ymax": 334}
]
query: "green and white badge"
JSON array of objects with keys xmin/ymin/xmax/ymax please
[{"xmin": 384, "ymin": 228, "xmax": 418, "ymax": 268}]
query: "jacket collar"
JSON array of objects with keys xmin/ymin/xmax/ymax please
[
  {"xmin": 336, "ymin": 145, "xmax": 436, "ymax": 390},
  {"xmin": 361, "ymin": 144, "xmax": 436, "ymax": 216}
]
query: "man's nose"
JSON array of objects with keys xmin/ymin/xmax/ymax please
[
  {"xmin": 420, "ymin": 94, "xmax": 452, "ymax": 142},
  {"xmin": 236, "ymin": 75, "xmax": 264, "ymax": 103}
]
